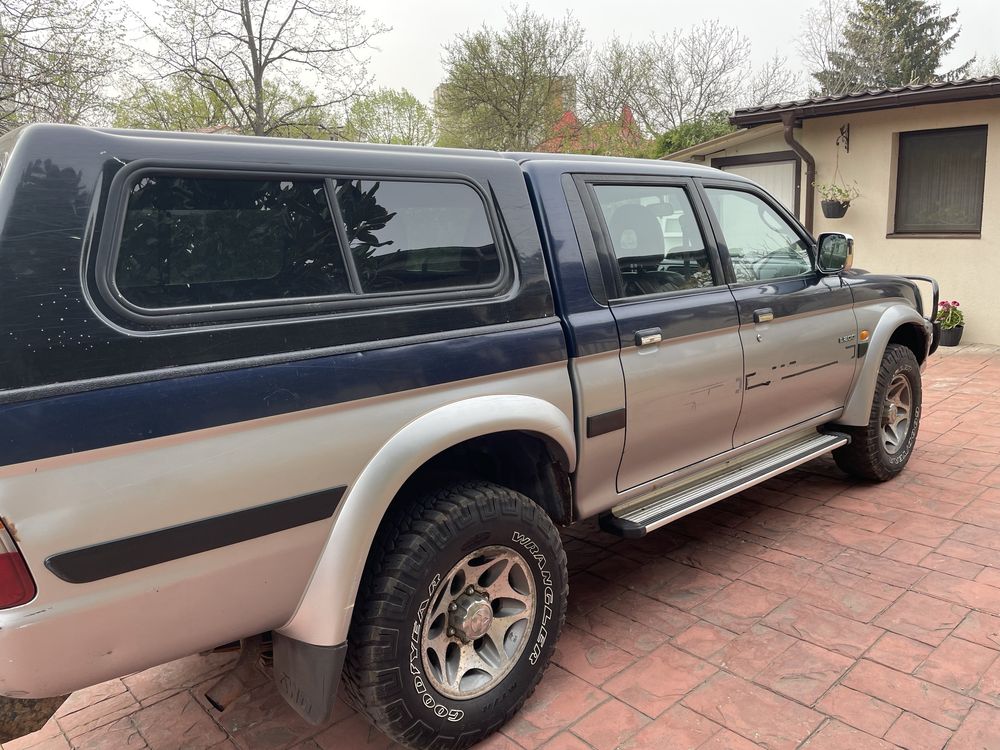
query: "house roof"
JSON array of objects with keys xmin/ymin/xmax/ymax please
[
  {"xmin": 661, "ymin": 123, "xmax": 783, "ymax": 161},
  {"xmin": 731, "ymin": 76, "xmax": 1000, "ymax": 127}
]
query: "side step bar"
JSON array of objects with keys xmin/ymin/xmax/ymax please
[{"xmin": 601, "ymin": 432, "xmax": 849, "ymax": 538}]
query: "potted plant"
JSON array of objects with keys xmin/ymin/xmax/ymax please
[
  {"xmin": 937, "ymin": 299, "xmax": 965, "ymax": 346},
  {"xmin": 815, "ymin": 183, "xmax": 860, "ymax": 219}
]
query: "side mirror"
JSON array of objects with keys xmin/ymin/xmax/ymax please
[{"xmin": 817, "ymin": 232, "xmax": 854, "ymax": 273}]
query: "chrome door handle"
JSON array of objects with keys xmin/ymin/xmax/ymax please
[
  {"xmin": 753, "ymin": 308, "xmax": 774, "ymax": 324},
  {"xmin": 635, "ymin": 327, "xmax": 662, "ymax": 347}
]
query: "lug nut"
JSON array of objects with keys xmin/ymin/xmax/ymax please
[
  {"xmin": 467, "ymin": 586, "xmax": 475, "ymax": 595},
  {"xmin": 447, "ymin": 627, "xmax": 455, "ymax": 636},
  {"xmin": 449, "ymin": 603, "xmax": 458, "ymax": 611}
]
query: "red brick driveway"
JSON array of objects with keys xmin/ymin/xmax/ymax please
[{"xmin": 8, "ymin": 344, "xmax": 1000, "ymax": 750}]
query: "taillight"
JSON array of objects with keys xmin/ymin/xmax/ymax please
[{"xmin": 0, "ymin": 521, "xmax": 34, "ymax": 608}]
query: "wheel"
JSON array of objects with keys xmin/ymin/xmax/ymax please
[
  {"xmin": 834, "ymin": 343, "xmax": 922, "ymax": 481},
  {"xmin": 343, "ymin": 481, "xmax": 568, "ymax": 750}
]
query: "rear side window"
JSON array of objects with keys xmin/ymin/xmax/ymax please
[
  {"xmin": 592, "ymin": 184, "xmax": 717, "ymax": 298},
  {"xmin": 117, "ymin": 175, "xmax": 350, "ymax": 308},
  {"xmin": 335, "ymin": 179, "xmax": 501, "ymax": 293}
]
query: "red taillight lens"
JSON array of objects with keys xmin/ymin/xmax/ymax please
[{"xmin": 0, "ymin": 523, "xmax": 34, "ymax": 608}]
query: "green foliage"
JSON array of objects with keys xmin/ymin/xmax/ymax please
[
  {"xmin": 813, "ymin": 0, "xmax": 972, "ymax": 93},
  {"xmin": 435, "ymin": 6, "xmax": 585, "ymax": 150},
  {"xmin": 113, "ymin": 77, "xmax": 337, "ymax": 138},
  {"xmin": 936, "ymin": 300, "xmax": 965, "ymax": 329},
  {"xmin": 0, "ymin": 0, "xmax": 123, "ymax": 131},
  {"xmin": 654, "ymin": 113, "xmax": 735, "ymax": 158},
  {"xmin": 113, "ymin": 79, "xmax": 230, "ymax": 132},
  {"xmin": 815, "ymin": 182, "xmax": 861, "ymax": 202},
  {"xmin": 344, "ymin": 88, "xmax": 434, "ymax": 145}
]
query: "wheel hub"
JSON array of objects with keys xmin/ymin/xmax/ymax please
[
  {"xmin": 420, "ymin": 545, "xmax": 536, "ymax": 700},
  {"xmin": 884, "ymin": 402, "xmax": 899, "ymax": 425},
  {"xmin": 880, "ymin": 373, "xmax": 913, "ymax": 455},
  {"xmin": 450, "ymin": 590, "xmax": 493, "ymax": 642}
]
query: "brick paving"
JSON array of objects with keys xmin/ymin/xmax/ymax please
[{"xmin": 7, "ymin": 344, "xmax": 1000, "ymax": 750}]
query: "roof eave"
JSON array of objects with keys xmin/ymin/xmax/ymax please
[{"xmin": 731, "ymin": 80, "xmax": 1000, "ymax": 127}]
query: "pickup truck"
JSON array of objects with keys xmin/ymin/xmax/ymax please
[{"xmin": 0, "ymin": 124, "xmax": 938, "ymax": 748}]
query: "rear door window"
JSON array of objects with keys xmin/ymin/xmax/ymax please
[
  {"xmin": 116, "ymin": 174, "xmax": 350, "ymax": 309},
  {"xmin": 592, "ymin": 184, "xmax": 718, "ymax": 298},
  {"xmin": 334, "ymin": 179, "xmax": 501, "ymax": 294}
]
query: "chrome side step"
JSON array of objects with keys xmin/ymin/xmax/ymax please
[{"xmin": 601, "ymin": 432, "xmax": 849, "ymax": 538}]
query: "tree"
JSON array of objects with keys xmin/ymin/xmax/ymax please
[
  {"xmin": 972, "ymin": 55, "xmax": 1000, "ymax": 77},
  {"xmin": 575, "ymin": 37, "xmax": 652, "ymax": 130},
  {"xmin": 798, "ymin": 0, "xmax": 855, "ymax": 95},
  {"xmin": 113, "ymin": 78, "xmax": 231, "ymax": 132},
  {"xmin": 644, "ymin": 21, "xmax": 750, "ymax": 132},
  {"xmin": 113, "ymin": 76, "xmax": 338, "ymax": 137},
  {"xmin": 436, "ymin": 6, "xmax": 585, "ymax": 150},
  {"xmin": 132, "ymin": 0, "xmax": 384, "ymax": 137},
  {"xmin": 654, "ymin": 112, "xmax": 735, "ymax": 158},
  {"xmin": 813, "ymin": 0, "xmax": 972, "ymax": 93},
  {"xmin": 744, "ymin": 54, "xmax": 802, "ymax": 108},
  {"xmin": 0, "ymin": 0, "xmax": 123, "ymax": 131},
  {"xmin": 575, "ymin": 23, "xmax": 800, "ymax": 138},
  {"xmin": 344, "ymin": 88, "xmax": 434, "ymax": 145}
]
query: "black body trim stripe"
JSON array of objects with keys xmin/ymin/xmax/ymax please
[
  {"xmin": 780, "ymin": 361, "xmax": 839, "ymax": 380},
  {"xmin": 586, "ymin": 408, "xmax": 626, "ymax": 438},
  {"xmin": 44, "ymin": 486, "xmax": 346, "ymax": 584}
]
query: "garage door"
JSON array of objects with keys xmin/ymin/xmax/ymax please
[{"xmin": 720, "ymin": 161, "xmax": 798, "ymax": 217}]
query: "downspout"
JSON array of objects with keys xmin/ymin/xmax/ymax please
[{"xmin": 782, "ymin": 113, "xmax": 816, "ymax": 233}]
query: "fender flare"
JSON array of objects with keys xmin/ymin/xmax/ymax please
[
  {"xmin": 836, "ymin": 305, "xmax": 931, "ymax": 426},
  {"xmin": 277, "ymin": 394, "xmax": 576, "ymax": 646}
]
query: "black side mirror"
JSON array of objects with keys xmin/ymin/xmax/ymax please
[{"xmin": 817, "ymin": 232, "xmax": 854, "ymax": 273}]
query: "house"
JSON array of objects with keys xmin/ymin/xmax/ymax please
[
  {"xmin": 665, "ymin": 77, "xmax": 1000, "ymax": 344},
  {"xmin": 537, "ymin": 106, "xmax": 642, "ymax": 153}
]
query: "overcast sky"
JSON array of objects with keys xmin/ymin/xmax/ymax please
[{"xmin": 358, "ymin": 0, "xmax": 997, "ymax": 103}]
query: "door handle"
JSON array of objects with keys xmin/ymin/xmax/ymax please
[
  {"xmin": 634, "ymin": 327, "xmax": 662, "ymax": 347},
  {"xmin": 753, "ymin": 308, "xmax": 774, "ymax": 324}
]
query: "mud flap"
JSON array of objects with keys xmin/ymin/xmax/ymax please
[
  {"xmin": 0, "ymin": 695, "xmax": 68, "ymax": 743},
  {"xmin": 273, "ymin": 633, "xmax": 346, "ymax": 725}
]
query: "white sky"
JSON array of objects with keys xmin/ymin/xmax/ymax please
[{"xmin": 357, "ymin": 0, "xmax": 999, "ymax": 103}]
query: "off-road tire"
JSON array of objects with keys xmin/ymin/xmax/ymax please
[
  {"xmin": 834, "ymin": 343, "xmax": 921, "ymax": 481},
  {"xmin": 342, "ymin": 481, "xmax": 568, "ymax": 750}
]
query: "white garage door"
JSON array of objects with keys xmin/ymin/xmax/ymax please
[{"xmin": 720, "ymin": 161, "xmax": 798, "ymax": 217}]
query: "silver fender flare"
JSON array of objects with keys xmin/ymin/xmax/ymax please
[
  {"xmin": 277, "ymin": 394, "xmax": 576, "ymax": 646},
  {"xmin": 836, "ymin": 305, "xmax": 931, "ymax": 426}
]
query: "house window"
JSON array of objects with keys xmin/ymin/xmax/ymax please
[{"xmin": 894, "ymin": 125, "xmax": 987, "ymax": 234}]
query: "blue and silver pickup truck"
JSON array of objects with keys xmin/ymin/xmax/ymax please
[{"xmin": 0, "ymin": 124, "xmax": 937, "ymax": 748}]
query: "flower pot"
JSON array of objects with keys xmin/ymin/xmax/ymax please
[
  {"xmin": 940, "ymin": 326, "xmax": 964, "ymax": 347},
  {"xmin": 821, "ymin": 200, "xmax": 850, "ymax": 219}
]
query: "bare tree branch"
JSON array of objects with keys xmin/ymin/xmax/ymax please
[{"xmin": 130, "ymin": 0, "xmax": 385, "ymax": 136}]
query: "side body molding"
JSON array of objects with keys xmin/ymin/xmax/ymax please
[
  {"xmin": 836, "ymin": 304, "xmax": 932, "ymax": 426},
  {"xmin": 277, "ymin": 394, "xmax": 577, "ymax": 647}
]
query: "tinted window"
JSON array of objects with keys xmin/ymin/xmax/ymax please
[
  {"xmin": 593, "ymin": 184, "xmax": 716, "ymax": 298},
  {"xmin": 895, "ymin": 126, "xmax": 987, "ymax": 234},
  {"xmin": 335, "ymin": 179, "xmax": 500, "ymax": 293},
  {"xmin": 117, "ymin": 175, "xmax": 350, "ymax": 308},
  {"xmin": 705, "ymin": 188, "xmax": 812, "ymax": 282}
]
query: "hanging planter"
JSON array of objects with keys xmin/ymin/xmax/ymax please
[
  {"xmin": 815, "ymin": 183, "xmax": 860, "ymax": 220},
  {"xmin": 821, "ymin": 199, "xmax": 851, "ymax": 219}
]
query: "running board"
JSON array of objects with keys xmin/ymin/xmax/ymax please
[{"xmin": 601, "ymin": 432, "xmax": 850, "ymax": 539}]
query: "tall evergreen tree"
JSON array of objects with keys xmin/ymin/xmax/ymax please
[{"xmin": 813, "ymin": 0, "xmax": 972, "ymax": 94}]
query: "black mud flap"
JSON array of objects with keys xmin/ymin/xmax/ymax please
[
  {"xmin": 272, "ymin": 633, "xmax": 347, "ymax": 725},
  {"xmin": 0, "ymin": 695, "xmax": 68, "ymax": 744}
]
